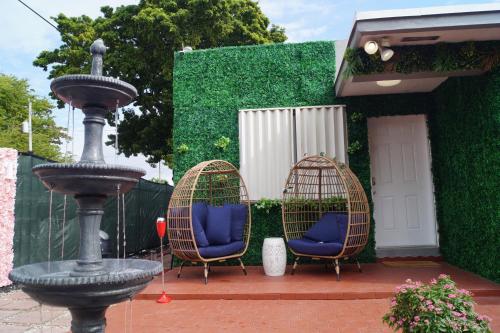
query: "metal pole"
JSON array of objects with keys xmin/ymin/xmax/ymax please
[
  {"xmin": 160, "ymin": 237, "xmax": 165, "ymax": 291},
  {"xmin": 28, "ymin": 99, "xmax": 32, "ymax": 152}
]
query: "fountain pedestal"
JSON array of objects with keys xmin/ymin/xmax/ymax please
[{"xmin": 9, "ymin": 39, "xmax": 162, "ymax": 333}]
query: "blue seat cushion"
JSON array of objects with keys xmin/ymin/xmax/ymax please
[
  {"xmin": 225, "ymin": 204, "xmax": 247, "ymax": 241},
  {"xmin": 198, "ymin": 241, "xmax": 245, "ymax": 258},
  {"xmin": 304, "ymin": 212, "xmax": 348, "ymax": 243},
  {"xmin": 288, "ymin": 238, "xmax": 343, "ymax": 256},
  {"xmin": 191, "ymin": 203, "xmax": 209, "ymax": 247},
  {"xmin": 205, "ymin": 205, "xmax": 232, "ymax": 245}
]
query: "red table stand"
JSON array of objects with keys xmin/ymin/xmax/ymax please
[{"xmin": 156, "ymin": 217, "xmax": 172, "ymax": 304}]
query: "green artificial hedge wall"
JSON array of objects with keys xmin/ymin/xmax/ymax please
[
  {"xmin": 172, "ymin": 41, "xmax": 376, "ymax": 264},
  {"xmin": 429, "ymin": 69, "xmax": 500, "ymax": 283},
  {"xmin": 173, "ymin": 41, "xmax": 337, "ymax": 180},
  {"xmin": 172, "ymin": 40, "xmax": 499, "ymax": 281}
]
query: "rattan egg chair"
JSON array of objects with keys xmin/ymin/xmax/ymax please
[
  {"xmin": 167, "ymin": 160, "xmax": 251, "ymax": 284},
  {"xmin": 282, "ymin": 155, "xmax": 370, "ymax": 280}
]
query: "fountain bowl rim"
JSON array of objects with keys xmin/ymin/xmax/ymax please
[
  {"xmin": 32, "ymin": 162, "xmax": 146, "ymax": 176},
  {"xmin": 50, "ymin": 74, "xmax": 138, "ymax": 97},
  {"xmin": 9, "ymin": 259, "xmax": 162, "ymax": 287}
]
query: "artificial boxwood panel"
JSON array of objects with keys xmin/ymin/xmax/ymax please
[
  {"xmin": 173, "ymin": 41, "xmax": 376, "ymax": 263},
  {"xmin": 172, "ymin": 41, "xmax": 337, "ymax": 182},
  {"xmin": 429, "ymin": 70, "xmax": 500, "ymax": 283}
]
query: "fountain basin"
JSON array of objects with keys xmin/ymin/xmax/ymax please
[
  {"xmin": 50, "ymin": 74, "xmax": 138, "ymax": 110},
  {"xmin": 33, "ymin": 163, "xmax": 145, "ymax": 196},
  {"xmin": 9, "ymin": 259, "xmax": 162, "ymax": 308}
]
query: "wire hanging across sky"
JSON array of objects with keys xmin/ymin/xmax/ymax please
[{"xmin": 16, "ymin": 0, "xmax": 60, "ymax": 32}]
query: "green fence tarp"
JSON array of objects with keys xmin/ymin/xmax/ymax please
[{"xmin": 13, "ymin": 154, "xmax": 173, "ymax": 267}]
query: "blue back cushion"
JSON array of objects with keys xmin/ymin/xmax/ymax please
[
  {"xmin": 225, "ymin": 204, "xmax": 247, "ymax": 241},
  {"xmin": 192, "ymin": 202, "xmax": 209, "ymax": 247},
  {"xmin": 304, "ymin": 212, "xmax": 348, "ymax": 243},
  {"xmin": 205, "ymin": 205, "xmax": 232, "ymax": 245},
  {"xmin": 336, "ymin": 214, "xmax": 348, "ymax": 244}
]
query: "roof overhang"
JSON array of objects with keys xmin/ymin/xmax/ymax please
[{"xmin": 335, "ymin": 3, "xmax": 500, "ymax": 97}]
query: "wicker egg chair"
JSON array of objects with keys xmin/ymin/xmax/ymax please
[
  {"xmin": 282, "ymin": 155, "xmax": 370, "ymax": 280},
  {"xmin": 167, "ymin": 160, "xmax": 251, "ymax": 284}
]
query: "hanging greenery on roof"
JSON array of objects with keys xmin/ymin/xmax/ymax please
[{"xmin": 344, "ymin": 41, "xmax": 500, "ymax": 77}]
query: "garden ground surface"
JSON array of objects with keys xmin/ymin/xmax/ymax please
[{"xmin": 1, "ymin": 262, "xmax": 499, "ymax": 332}]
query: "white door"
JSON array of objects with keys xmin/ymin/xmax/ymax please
[{"xmin": 368, "ymin": 115, "xmax": 438, "ymax": 248}]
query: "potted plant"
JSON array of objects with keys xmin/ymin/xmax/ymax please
[{"xmin": 383, "ymin": 274, "xmax": 492, "ymax": 332}]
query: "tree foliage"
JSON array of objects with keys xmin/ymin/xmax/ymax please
[
  {"xmin": 0, "ymin": 74, "xmax": 66, "ymax": 161},
  {"xmin": 34, "ymin": 0, "xmax": 286, "ymax": 164}
]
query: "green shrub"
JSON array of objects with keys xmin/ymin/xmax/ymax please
[{"xmin": 383, "ymin": 275, "xmax": 492, "ymax": 333}]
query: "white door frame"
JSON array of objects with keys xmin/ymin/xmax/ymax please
[{"xmin": 368, "ymin": 114, "xmax": 439, "ymax": 250}]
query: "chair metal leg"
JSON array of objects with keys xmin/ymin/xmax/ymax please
[
  {"xmin": 291, "ymin": 257, "xmax": 300, "ymax": 275},
  {"xmin": 203, "ymin": 263, "xmax": 209, "ymax": 285},
  {"xmin": 355, "ymin": 258, "xmax": 362, "ymax": 273},
  {"xmin": 334, "ymin": 259, "xmax": 340, "ymax": 281},
  {"xmin": 238, "ymin": 258, "xmax": 247, "ymax": 275},
  {"xmin": 177, "ymin": 261, "xmax": 185, "ymax": 279}
]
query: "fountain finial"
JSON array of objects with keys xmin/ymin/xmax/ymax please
[{"xmin": 90, "ymin": 39, "xmax": 107, "ymax": 76}]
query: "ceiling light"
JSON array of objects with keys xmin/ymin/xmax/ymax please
[
  {"xmin": 379, "ymin": 47, "xmax": 394, "ymax": 61},
  {"xmin": 376, "ymin": 79, "xmax": 401, "ymax": 87},
  {"xmin": 363, "ymin": 41, "xmax": 378, "ymax": 55}
]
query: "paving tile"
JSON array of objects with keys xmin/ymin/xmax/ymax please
[
  {"xmin": 47, "ymin": 312, "xmax": 71, "ymax": 326},
  {"xmin": 25, "ymin": 326, "xmax": 70, "ymax": 333},
  {"xmin": 4, "ymin": 307, "xmax": 65, "ymax": 325},
  {"xmin": 0, "ymin": 309, "xmax": 19, "ymax": 320},
  {"xmin": 0, "ymin": 324, "xmax": 29, "ymax": 333},
  {"xmin": 0, "ymin": 299, "xmax": 39, "ymax": 310}
]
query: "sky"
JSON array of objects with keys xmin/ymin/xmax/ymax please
[{"xmin": 0, "ymin": 0, "xmax": 497, "ymax": 184}]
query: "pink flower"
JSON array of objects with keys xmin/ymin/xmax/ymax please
[
  {"xmin": 447, "ymin": 303, "xmax": 454, "ymax": 309},
  {"xmin": 478, "ymin": 315, "xmax": 492, "ymax": 323},
  {"xmin": 390, "ymin": 316, "xmax": 395, "ymax": 322},
  {"xmin": 439, "ymin": 274, "xmax": 449, "ymax": 279},
  {"xmin": 428, "ymin": 304, "xmax": 435, "ymax": 311},
  {"xmin": 397, "ymin": 320, "xmax": 403, "ymax": 325},
  {"xmin": 444, "ymin": 284, "xmax": 453, "ymax": 289},
  {"xmin": 430, "ymin": 278, "xmax": 437, "ymax": 284},
  {"xmin": 414, "ymin": 316, "xmax": 420, "ymax": 322},
  {"xmin": 448, "ymin": 294, "xmax": 457, "ymax": 298},
  {"xmin": 452, "ymin": 311, "xmax": 462, "ymax": 317},
  {"xmin": 391, "ymin": 300, "xmax": 397, "ymax": 306},
  {"xmin": 426, "ymin": 300, "xmax": 433, "ymax": 305},
  {"xmin": 405, "ymin": 278, "xmax": 413, "ymax": 283},
  {"xmin": 458, "ymin": 288, "xmax": 471, "ymax": 296}
]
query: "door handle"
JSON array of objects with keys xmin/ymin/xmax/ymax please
[{"xmin": 371, "ymin": 177, "xmax": 376, "ymax": 186}]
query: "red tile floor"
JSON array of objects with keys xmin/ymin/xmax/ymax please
[{"xmin": 104, "ymin": 262, "xmax": 500, "ymax": 333}]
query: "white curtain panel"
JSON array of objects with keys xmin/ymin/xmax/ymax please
[
  {"xmin": 239, "ymin": 107, "xmax": 294, "ymax": 201},
  {"xmin": 239, "ymin": 105, "xmax": 347, "ymax": 200}
]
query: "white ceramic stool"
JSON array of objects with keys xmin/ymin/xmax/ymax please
[{"xmin": 262, "ymin": 237, "xmax": 287, "ymax": 276}]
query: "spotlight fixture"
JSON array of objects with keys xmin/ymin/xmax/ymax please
[
  {"xmin": 363, "ymin": 41, "xmax": 378, "ymax": 55},
  {"xmin": 379, "ymin": 47, "xmax": 394, "ymax": 61},
  {"xmin": 379, "ymin": 38, "xmax": 394, "ymax": 62}
]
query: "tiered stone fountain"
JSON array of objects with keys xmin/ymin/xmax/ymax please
[{"xmin": 9, "ymin": 39, "xmax": 162, "ymax": 333}]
